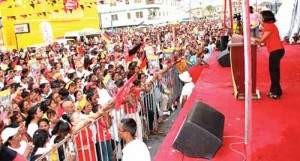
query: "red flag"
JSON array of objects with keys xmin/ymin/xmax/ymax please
[
  {"xmin": 115, "ymin": 74, "xmax": 137, "ymax": 109},
  {"xmin": 102, "ymin": 32, "xmax": 111, "ymax": 42},
  {"xmin": 125, "ymin": 43, "xmax": 142, "ymax": 63},
  {"xmin": 11, "ymin": 58, "xmax": 19, "ymax": 68},
  {"xmin": 139, "ymin": 55, "xmax": 147, "ymax": 71}
]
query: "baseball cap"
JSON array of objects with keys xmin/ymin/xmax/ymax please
[{"xmin": 1, "ymin": 127, "xmax": 19, "ymax": 143}]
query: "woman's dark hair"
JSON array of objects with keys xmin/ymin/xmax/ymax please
[
  {"xmin": 38, "ymin": 118, "xmax": 49, "ymax": 128},
  {"xmin": 133, "ymin": 79, "xmax": 141, "ymax": 86},
  {"xmin": 111, "ymin": 72, "xmax": 119, "ymax": 80},
  {"xmin": 61, "ymin": 114, "xmax": 71, "ymax": 125},
  {"xmin": 18, "ymin": 100, "xmax": 27, "ymax": 113},
  {"xmin": 40, "ymin": 99, "xmax": 52, "ymax": 113},
  {"xmin": 32, "ymin": 88, "xmax": 42, "ymax": 95},
  {"xmin": 10, "ymin": 111, "xmax": 24, "ymax": 124},
  {"xmin": 31, "ymin": 129, "xmax": 49, "ymax": 156},
  {"xmin": 261, "ymin": 10, "xmax": 276, "ymax": 23},
  {"xmin": 21, "ymin": 91, "xmax": 30, "ymax": 99},
  {"xmin": 137, "ymin": 73, "xmax": 145, "ymax": 80},
  {"xmin": 74, "ymin": 90, "xmax": 82, "ymax": 102},
  {"xmin": 46, "ymin": 109, "xmax": 57, "ymax": 118},
  {"xmin": 115, "ymin": 79, "xmax": 124, "ymax": 88},
  {"xmin": 58, "ymin": 88, "xmax": 69, "ymax": 97},
  {"xmin": 58, "ymin": 122, "xmax": 71, "ymax": 134},
  {"xmin": 39, "ymin": 83, "xmax": 47, "ymax": 89},
  {"xmin": 86, "ymin": 92, "xmax": 94, "ymax": 103},
  {"xmin": 13, "ymin": 84, "xmax": 23, "ymax": 92},
  {"xmin": 74, "ymin": 77, "xmax": 81, "ymax": 84},
  {"xmin": 67, "ymin": 72, "xmax": 75, "ymax": 80},
  {"xmin": 25, "ymin": 104, "xmax": 40, "ymax": 128}
]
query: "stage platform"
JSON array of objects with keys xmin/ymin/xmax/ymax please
[{"xmin": 154, "ymin": 45, "xmax": 300, "ymax": 161}]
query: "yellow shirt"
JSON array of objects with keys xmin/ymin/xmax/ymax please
[{"xmin": 176, "ymin": 60, "xmax": 187, "ymax": 74}]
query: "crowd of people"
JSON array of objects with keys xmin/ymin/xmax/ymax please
[{"xmin": 0, "ymin": 19, "xmax": 221, "ymax": 161}]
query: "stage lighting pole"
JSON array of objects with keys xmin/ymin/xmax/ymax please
[{"xmin": 242, "ymin": 0, "xmax": 253, "ymax": 160}]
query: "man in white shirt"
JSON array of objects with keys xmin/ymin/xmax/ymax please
[
  {"xmin": 179, "ymin": 71, "xmax": 195, "ymax": 108},
  {"xmin": 250, "ymin": 6, "xmax": 261, "ymax": 37},
  {"xmin": 118, "ymin": 118, "xmax": 151, "ymax": 161}
]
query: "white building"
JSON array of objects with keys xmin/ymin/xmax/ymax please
[{"xmin": 97, "ymin": 0, "xmax": 186, "ymax": 29}]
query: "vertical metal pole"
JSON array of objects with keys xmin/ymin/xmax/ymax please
[
  {"xmin": 15, "ymin": 33, "xmax": 19, "ymax": 50},
  {"xmin": 79, "ymin": 132, "xmax": 87, "ymax": 161},
  {"xmin": 255, "ymin": 0, "xmax": 258, "ymax": 11},
  {"xmin": 86, "ymin": 128, "xmax": 93, "ymax": 161},
  {"xmin": 223, "ymin": 0, "xmax": 227, "ymax": 33},
  {"xmin": 96, "ymin": 121, "xmax": 104, "ymax": 161},
  {"xmin": 229, "ymin": 0, "xmax": 233, "ymax": 35},
  {"xmin": 189, "ymin": 0, "xmax": 191, "ymax": 19},
  {"xmin": 111, "ymin": 20, "xmax": 113, "ymax": 33},
  {"xmin": 242, "ymin": 0, "xmax": 252, "ymax": 160}
]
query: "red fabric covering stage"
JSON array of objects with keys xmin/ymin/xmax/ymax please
[{"xmin": 154, "ymin": 45, "xmax": 300, "ymax": 161}]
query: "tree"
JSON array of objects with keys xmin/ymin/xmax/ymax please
[{"xmin": 205, "ymin": 5, "xmax": 216, "ymax": 16}]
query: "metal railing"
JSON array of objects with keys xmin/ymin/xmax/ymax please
[{"xmin": 35, "ymin": 66, "xmax": 183, "ymax": 161}]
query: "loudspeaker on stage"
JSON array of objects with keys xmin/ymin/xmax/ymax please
[{"xmin": 173, "ymin": 101, "xmax": 225, "ymax": 159}]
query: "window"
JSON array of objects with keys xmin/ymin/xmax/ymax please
[
  {"xmin": 136, "ymin": 12, "xmax": 143, "ymax": 18},
  {"xmin": 134, "ymin": 0, "xmax": 141, "ymax": 3},
  {"xmin": 127, "ymin": 13, "xmax": 131, "ymax": 19},
  {"xmin": 125, "ymin": 0, "xmax": 129, "ymax": 5},
  {"xmin": 111, "ymin": 14, "xmax": 118, "ymax": 21}
]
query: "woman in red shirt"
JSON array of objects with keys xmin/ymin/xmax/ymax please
[{"xmin": 252, "ymin": 10, "xmax": 284, "ymax": 99}]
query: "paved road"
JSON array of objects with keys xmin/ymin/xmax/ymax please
[{"xmin": 145, "ymin": 108, "xmax": 180, "ymax": 158}]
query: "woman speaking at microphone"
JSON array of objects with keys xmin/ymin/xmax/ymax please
[{"xmin": 252, "ymin": 10, "xmax": 284, "ymax": 99}]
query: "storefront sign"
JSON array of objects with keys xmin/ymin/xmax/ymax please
[{"xmin": 14, "ymin": 23, "xmax": 30, "ymax": 34}]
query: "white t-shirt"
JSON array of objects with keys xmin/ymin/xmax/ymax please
[
  {"xmin": 180, "ymin": 82, "xmax": 195, "ymax": 104},
  {"xmin": 250, "ymin": 12, "xmax": 261, "ymax": 28},
  {"xmin": 122, "ymin": 139, "xmax": 151, "ymax": 161},
  {"xmin": 27, "ymin": 123, "xmax": 38, "ymax": 138},
  {"xmin": 8, "ymin": 141, "xmax": 27, "ymax": 155}
]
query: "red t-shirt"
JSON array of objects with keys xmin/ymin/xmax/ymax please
[
  {"xmin": 188, "ymin": 65, "xmax": 208, "ymax": 84},
  {"xmin": 262, "ymin": 23, "xmax": 284, "ymax": 53}
]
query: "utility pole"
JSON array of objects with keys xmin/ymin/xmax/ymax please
[{"xmin": 189, "ymin": 0, "xmax": 191, "ymax": 19}]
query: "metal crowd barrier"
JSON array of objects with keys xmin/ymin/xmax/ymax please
[{"xmin": 35, "ymin": 67, "xmax": 183, "ymax": 161}]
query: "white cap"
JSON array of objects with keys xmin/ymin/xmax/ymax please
[
  {"xmin": 179, "ymin": 71, "xmax": 192, "ymax": 83},
  {"xmin": 1, "ymin": 127, "xmax": 19, "ymax": 143},
  {"xmin": 67, "ymin": 68, "xmax": 76, "ymax": 74}
]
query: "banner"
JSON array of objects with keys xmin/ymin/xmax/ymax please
[
  {"xmin": 62, "ymin": 56, "xmax": 70, "ymax": 71},
  {"xmin": 40, "ymin": 22, "xmax": 53, "ymax": 44},
  {"xmin": 115, "ymin": 74, "xmax": 137, "ymax": 110},
  {"xmin": 0, "ymin": 89, "xmax": 12, "ymax": 115},
  {"xmin": 28, "ymin": 58, "xmax": 39, "ymax": 74},
  {"xmin": 147, "ymin": 54, "xmax": 159, "ymax": 74}
]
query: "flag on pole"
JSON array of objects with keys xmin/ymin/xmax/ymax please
[
  {"xmin": 115, "ymin": 73, "xmax": 137, "ymax": 110},
  {"xmin": 101, "ymin": 31, "xmax": 111, "ymax": 43},
  {"xmin": 125, "ymin": 43, "xmax": 143, "ymax": 63}
]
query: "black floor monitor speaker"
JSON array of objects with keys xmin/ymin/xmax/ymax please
[
  {"xmin": 173, "ymin": 101, "xmax": 225, "ymax": 159},
  {"xmin": 217, "ymin": 49, "xmax": 230, "ymax": 67},
  {"xmin": 220, "ymin": 35, "xmax": 229, "ymax": 51}
]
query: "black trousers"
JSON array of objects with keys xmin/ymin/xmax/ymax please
[{"xmin": 269, "ymin": 49, "xmax": 285, "ymax": 95}]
